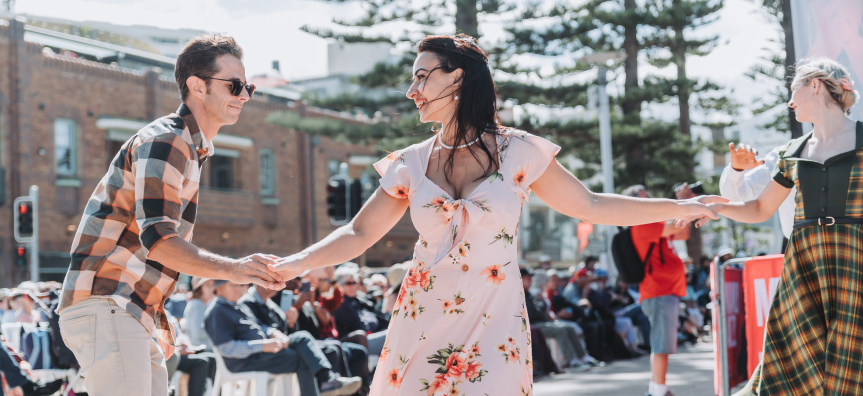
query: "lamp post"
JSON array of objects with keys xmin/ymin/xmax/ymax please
[{"xmin": 580, "ymin": 52, "xmax": 626, "ymax": 274}]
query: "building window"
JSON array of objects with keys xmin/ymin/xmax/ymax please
[
  {"xmin": 260, "ymin": 149, "xmax": 275, "ymax": 196},
  {"xmin": 54, "ymin": 118, "xmax": 77, "ymax": 177},
  {"xmin": 210, "ymin": 155, "xmax": 235, "ymax": 190},
  {"xmin": 328, "ymin": 159, "xmax": 340, "ymax": 177}
]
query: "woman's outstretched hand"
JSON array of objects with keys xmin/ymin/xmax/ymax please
[
  {"xmin": 675, "ymin": 195, "xmax": 729, "ymax": 228},
  {"xmin": 268, "ymin": 253, "xmax": 311, "ymax": 281},
  {"xmin": 675, "ymin": 196, "xmax": 729, "ymax": 229}
]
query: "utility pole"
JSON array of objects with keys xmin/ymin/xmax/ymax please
[
  {"xmin": 29, "ymin": 185, "xmax": 38, "ymax": 282},
  {"xmin": 582, "ymin": 52, "xmax": 626, "ymax": 274}
]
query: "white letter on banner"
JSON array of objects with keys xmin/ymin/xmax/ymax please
[{"xmin": 754, "ymin": 278, "xmax": 780, "ymax": 327}]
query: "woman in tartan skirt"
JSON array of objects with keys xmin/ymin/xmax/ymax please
[{"xmin": 679, "ymin": 57, "xmax": 861, "ymax": 395}]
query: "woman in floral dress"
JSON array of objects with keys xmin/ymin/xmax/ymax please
[{"xmin": 270, "ymin": 34, "xmax": 722, "ymax": 395}]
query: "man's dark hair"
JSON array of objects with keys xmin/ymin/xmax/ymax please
[
  {"xmin": 585, "ymin": 256, "xmax": 599, "ymax": 264},
  {"xmin": 175, "ymin": 34, "xmax": 243, "ymax": 101}
]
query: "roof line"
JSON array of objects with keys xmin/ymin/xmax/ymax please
[{"xmin": 24, "ymin": 24, "xmax": 176, "ymax": 66}]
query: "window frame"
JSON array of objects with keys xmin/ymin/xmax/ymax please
[
  {"xmin": 259, "ymin": 148, "xmax": 276, "ymax": 196},
  {"xmin": 54, "ymin": 118, "xmax": 78, "ymax": 178}
]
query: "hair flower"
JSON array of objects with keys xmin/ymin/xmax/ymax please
[{"xmin": 839, "ymin": 76, "xmax": 854, "ymax": 92}]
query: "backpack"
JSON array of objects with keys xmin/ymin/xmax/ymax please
[{"xmin": 610, "ymin": 226, "xmax": 657, "ymax": 284}]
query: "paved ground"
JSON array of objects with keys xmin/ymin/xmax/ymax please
[{"xmin": 534, "ymin": 341, "xmax": 716, "ymax": 396}]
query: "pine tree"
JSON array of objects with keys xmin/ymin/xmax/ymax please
[{"xmin": 744, "ymin": 0, "xmax": 803, "ymax": 138}]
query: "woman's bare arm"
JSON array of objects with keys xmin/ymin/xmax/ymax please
[
  {"xmin": 531, "ymin": 160, "xmax": 724, "ymax": 226},
  {"xmin": 269, "ymin": 188, "xmax": 410, "ymax": 279}
]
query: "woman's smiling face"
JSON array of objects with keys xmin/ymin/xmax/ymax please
[{"xmin": 406, "ymin": 52, "xmax": 463, "ymax": 124}]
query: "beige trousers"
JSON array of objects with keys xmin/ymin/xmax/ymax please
[{"xmin": 59, "ymin": 298, "xmax": 168, "ymax": 396}]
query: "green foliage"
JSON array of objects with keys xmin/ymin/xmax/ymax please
[{"xmin": 265, "ymin": 111, "xmax": 434, "ymax": 154}]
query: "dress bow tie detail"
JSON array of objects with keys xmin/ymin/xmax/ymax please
[{"xmin": 431, "ymin": 197, "xmax": 489, "ymax": 269}]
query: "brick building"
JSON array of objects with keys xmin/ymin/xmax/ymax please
[{"xmin": 0, "ymin": 19, "xmax": 417, "ymax": 286}]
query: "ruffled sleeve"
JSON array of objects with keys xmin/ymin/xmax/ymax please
[
  {"xmin": 504, "ymin": 130, "xmax": 561, "ymax": 190},
  {"xmin": 374, "ymin": 149, "xmax": 415, "ymax": 199}
]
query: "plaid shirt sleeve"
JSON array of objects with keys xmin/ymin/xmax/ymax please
[
  {"xmin": 132, "ymin": 133, "xmax": 193, "ymax": 255},
  {"xmin": 217, "ymin": 339, "xmax": 265, "ymax": 359}
]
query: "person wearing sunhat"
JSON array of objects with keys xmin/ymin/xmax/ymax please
[
  {"xmin": 183, "ymin": 277, "xmax": 217, "ymax": 352},
  {"xmin": 204, "ymin": 280, "xmax": 361, "ymax": 396}
]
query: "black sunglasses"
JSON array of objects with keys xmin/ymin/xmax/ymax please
[{"xmin": 197, "ymin": 76, "xmax": 256, "ymax": 97}]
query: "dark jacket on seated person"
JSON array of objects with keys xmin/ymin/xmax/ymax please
[
  {"xmin": 203, "ymin": 296, "xmax": 282, "ymax": 372},
  {"xmin": 331, "ymin": 292, "xmax": 388, "ymax": 336},
  {"xmin": 239, "ymin": 288, "xmax": 322, "ymax": 339}
]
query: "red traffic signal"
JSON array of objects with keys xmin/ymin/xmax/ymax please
[
  {"xmin": 17, "ymin": 246, "xmax": 26, "ymax": 256},
  {"xmin": 18, "ymin": 202, "xmax": 29, "ymax": 215}
]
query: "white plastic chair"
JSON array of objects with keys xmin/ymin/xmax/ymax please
[{"xmin": 210, "ymin": 346, "xmax": 295, "ymax": 396}]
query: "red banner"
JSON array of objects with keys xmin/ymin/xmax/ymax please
[
  {"xmin": 742, "ymin": 254, "xmax": 784, "ymax": 376},
  {"xmin": 713, "ymin": 263, "xmax": 746, "ymax": 394}
]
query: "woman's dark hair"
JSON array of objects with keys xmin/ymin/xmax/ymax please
[
  {"xmin": 417, "ymin": 34, "xmax": 500, "ymax": 184},
  {"xmin": 175, "ymin": 34, "xmax": 244, "ymax": 101}
]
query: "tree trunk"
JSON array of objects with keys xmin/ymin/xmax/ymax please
[
  {"xmin": 455, "ymin": 0, "xmax": 479, "ymax": 38},
  {"xmin": 623, "ymin": 0, "xmax": 645, "ymax": 182},
  {"xmin": 673, "ymin": 30, "xmax": 691, "ymax": 136},
  {"xmin": 781, "ymin": 0, "xmax": 803, "ymax": 138}
]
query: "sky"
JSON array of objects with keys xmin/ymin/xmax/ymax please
[{"xmin": 13, "ymin": 0, "xmax": 787, "ymax": 126}]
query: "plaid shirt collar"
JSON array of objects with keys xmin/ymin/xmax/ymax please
[{"xmin": 177, "ymin": 103, "xmax": 215, "ymax": 161}]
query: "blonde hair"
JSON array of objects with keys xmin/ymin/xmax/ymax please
[{"xmin": 792, "ymin": 57, "xmax": 860, "ymax": 116}]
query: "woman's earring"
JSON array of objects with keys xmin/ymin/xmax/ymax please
[{"xmin": 454, "ymin": 95, "xmax": 459, "ymax": 100}]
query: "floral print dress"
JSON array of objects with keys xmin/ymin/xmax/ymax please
[{"xmin": 369, "ymin": 129, "xmax": 560, "ymax": 396}]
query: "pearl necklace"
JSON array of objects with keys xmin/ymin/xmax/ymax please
[{"xmin": 438, "ymin": 131, "xmax": 486, "ymax": 150}]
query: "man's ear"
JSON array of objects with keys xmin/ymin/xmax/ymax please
[{"xmin": 187, "ymin": 76, "xmax": 207, "ymax": 100}]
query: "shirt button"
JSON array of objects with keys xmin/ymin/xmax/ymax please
[
  {"xmin": 821, "ymin": 207, "xmax": 826, "ymax": 212},
  {"xmin": 461, "ymin": 264, "xmax": 470, "ymax": 272},
  {"xmin": 822, "ymin": 187, "xmax": 827, "ymax": 192},
  {"xmin": 822, "ymin": 167, "xmax": 827, "ymax": 172}
]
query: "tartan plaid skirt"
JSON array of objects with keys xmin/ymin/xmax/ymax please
[{"xmin": 748, "ymin": 224, "xmax": 863, "ymax": 395}]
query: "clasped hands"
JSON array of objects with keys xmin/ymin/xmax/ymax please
[
  {"xmin": 673, "ymin": 183, "xmax": 730, "ymax": 229},
  {"xmin": 262, "ymin": 330, "xmax": 292, "ymax": 353}
]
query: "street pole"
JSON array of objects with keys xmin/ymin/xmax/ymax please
[
  {"xmin": 310, "ymin": 136, "xmax": 320, "ymax": 242},
  {"xmin": 29, "ymin": 185, "xmax": 38, "ymax": 282},
  {"xmin": 597, "ymin": 66, "xmax": 617, "ymax": 275}
]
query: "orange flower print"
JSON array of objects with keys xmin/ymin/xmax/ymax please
[
  {"xmin": 419, "ymin": 268, "xmax": 434, "ymax": 291},
  {"xmin": 380, "ymin": 345, "xmax": 390, "ymax": 361},
  {"xmin": 445, "ymin": 352, "xmax": 469, "ymax": 380},
  {"xmin": 480, "ymin": 262, "xmax": 509, "ymax": 286},
  {"xmin": 404, "ymin": 268, "xmax": 418, "ymax": 289},
  {"xmin": 507, "ymin": 336, "xmax": 516, "ymax": 345},
  {"xmin": 408, "ymin": 294, "xmax": 418, "ymax": 307},
  {"xmin": 457, "ymin": 240, "xmax": 471, "ymax": 258},
  {"xmin": 507, "ymin": 348, "xmax": 520, "ymax": 363},
  {"xmin": 442, "ymin": 300, "xmax": 453, "ymax": 311},
  {"xmin": 513, "ymin": 164, "xmax": 529, "ymax": 187},
  {"xmin": 388, "ymin": 182, "xmax": 410, "ymax": 199},
  {"xmin": 496, "ymin": 343, "xmax": 508, "ymax": 353},
  {"xmin": 431, "ymin": 196, "xmax": 446, "ymax": 207},
  {"xmin": 385, "ymin": 150, "xmax": 404, "ymax": 163},
  {"xmin": 447, "ymin": 384, "xmax": 461, "ymax": 396},
  {"xmin": 426, "ymin": 374, "xmax": 450, "ymax": 396},
  {"xmin": 466, "ymin": 360, "xmax": 484, "ymax": 381},
  {"xmin": 387, "ymin": 368, "xmax": 403, "ymax": 389},
  {"xmin": 396, "ymin": 287, "xmax": 407, "ymax": 305},
  {"xmin": 469, "ymin": 344, "xmax": 481, "ymax": 355}
]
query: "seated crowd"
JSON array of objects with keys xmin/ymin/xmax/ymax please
[{"xmin": 0, "ymin": 251, "xmax": 715, "ymax": 395}]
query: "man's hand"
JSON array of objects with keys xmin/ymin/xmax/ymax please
[
  {"xmin": 232, "ymin": 254, "xmax": 285, "ymax": 290},
  {"xmin": 675, "ymin": 202, "xmax": 727, "ymax": 229},
  {"xmin": 285, "ymin": 306, "xmax": 300, "ymax": 328},
  {"xmin": 9, "ymin": 387, "xmax": 23, "ymax": 396},
  {"xmin": 270, "ymin": 330, "xmax": 291, "ymax": 347},
  {"xmin": 262, "ymin": 338, "xmax": 286, "ymax": 353},
  {"xmin": 729, "ymin": 142, "xmax": 765, "ymax": 171},
  {"xmin": 268, "ymin": 253, "xmax": 311, "ymax": 282},
  {"xmin": 294, "ymin": 290, "xmax": 314, "ymax": 310}
]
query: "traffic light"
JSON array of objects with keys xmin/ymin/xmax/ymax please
[
  {"xmin": 327, "ymin": 175, "xmax": 349, "ymax": 226},
  {"xmin": 16, "ymin": 245, "xmax": 27, "ymax": 267},
  {"xmin": 13, "ymin": 197, "xmax": 35, "ymax": 243}
]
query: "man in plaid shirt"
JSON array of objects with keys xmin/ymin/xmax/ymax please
[{"xmin": 57, "ymin": 34, "xmax": 284, "ymax": 396}]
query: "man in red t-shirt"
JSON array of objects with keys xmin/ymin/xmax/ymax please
[{"xmin": 624, "ymin": 185, "xmax": 690, "ymax": 396}]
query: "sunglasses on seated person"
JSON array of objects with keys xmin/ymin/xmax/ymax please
[
  {"xmin": 342, "ymin": 281, "xmax": 359, "ymax": 286},
  {"xmin": 197, "ymin": 76, "xmax": 256, "ymax": 97}
]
